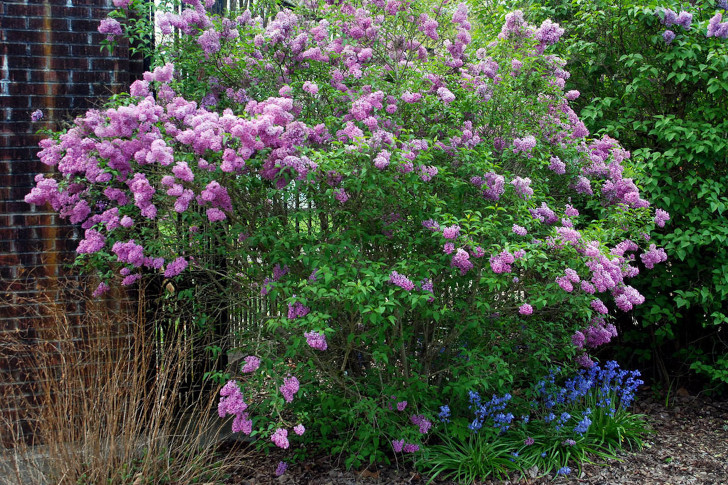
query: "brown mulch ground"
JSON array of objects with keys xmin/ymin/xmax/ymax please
[{"xmin": 223, "ymin": 392, "xmax": 728, "ymax": 485}]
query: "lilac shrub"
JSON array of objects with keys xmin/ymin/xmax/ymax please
[{"xmin": 26, "ymin": 0, "xmax": 668, "ymax": 468}]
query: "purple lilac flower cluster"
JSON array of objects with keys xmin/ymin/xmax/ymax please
[
  {"xmin": 304, "ymin": 330, "xmax": 328, "ymax": 350},
  {"xmin": 640, "ymin": 244, "xmax": 667, "ymax": 269},
  {"xmin": 279, "ymin": 375, "xmax": 300, "ymax": 403},
  {"xmin": 535, "ymin": 19, "xmax": 565, "ymax": 53},
  {"xmin": 529, "ymin": 203, "xmax": 558, "ymax": 224},
  {"xmin": 218, "ymin": 380, "xmax": 253, "ymax": 435},
  {"xmin": 442, "ymin": 224, "xmax": 461, "ymax": 240},
  {"xmin": 654, "ymin": 208, "xmax": 670, "ymax": 227},
  {"xmin": 489, "ymin": 249, "xmax": 521, "ymax": 274},
  {"xmin": 451, "ymin": 248, "xmax": 473, "ymax": 275},
  {"xmin": 511, "ymin": 176, "xmax": 533, "ymax": 199},
  {"xmin": 549, "ymin": 156, "xmax": 566, "ymax": 174},
  {"xmin": 658, "ymin": 8, "xmax": 693, "ymax": 44},
  {"xmin": 164, "ymin": 256, "xmax": 188, "ymax": 278},
  {"xmin": 242, "ymin": 355, "xmax": 261, "ymax": 373},
  {"xmin": 512, "ymin": 135, "xmax": 537, "ymax": 156},
  {"xmin": 420, "ymin": 278, "xmax": 434, "ymax": 302},
  {"xmin": 389, "ymin": 270, "xmax": 415, "ymax": 291},
  {"xmin": 271, "ymin": 428, "xmax": 289, "ymax": 449},
  {"xmin": 410, "ymin": 414, "xmax": 432, "ymax": 434},
  {"xmin": 519, "ymin": 303, "xmax": 533, "ymax": 315},
  {"xmin": 662, "ymin": 8, "xmax": 693, "ymax": 29},
  {"xmin": 98, "ymin": 18, "xmax": 123, "ymax": 40},
  {"xmin": 471, "ymin": 172, "xmax": 505, "ymax": 200},
  {"xmin": 261, "ymin": 264, "xmax": 289, "ymax": 296},
  {"xmin": 287, "ymin": 301, "xmax": 310, "ymax": 319},
  {"xmin": 391, "ymin": 439, "xmax": 420, "ymax": 453}
]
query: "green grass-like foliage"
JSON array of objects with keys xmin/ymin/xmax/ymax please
[{"xmin": 418, "ymin": 361, "xmax": 648, "ymax": 483}]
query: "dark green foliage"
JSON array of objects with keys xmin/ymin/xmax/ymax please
[{"xmin": 499, "ymin": 0, "xmax": 728, "ymax": 390}]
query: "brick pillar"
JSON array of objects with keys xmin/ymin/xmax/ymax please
[{"xmin": 0, "ymin": 0, "xmax": 145, "ymax": 444}]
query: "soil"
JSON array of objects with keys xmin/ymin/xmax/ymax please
[{"xmin": 222, "ymin": 391, "xmax": 728, "ymax": 485}]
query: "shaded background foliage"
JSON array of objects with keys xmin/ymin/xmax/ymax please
[{"xmin": 474, "ymin": 0, "xmax": 728, "ymax": 392}]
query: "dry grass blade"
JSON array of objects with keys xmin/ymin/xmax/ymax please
[{"xmin": 0, "ymin": 284, "xmax": 246, "ymax": 485}]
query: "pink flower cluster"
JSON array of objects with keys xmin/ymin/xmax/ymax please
[
  {"xmin": 218, "ymin": 380, "xmax": 253, "ymax": 435},
  {"xmin": 511, "ymin": 176, "xmax": 533, "ymax": 199},
  {"xmin": 288, "ymin": 301, "xmax": 311, "ymax": 319},
  {"xmin": 661, "ymin": 9, "xmax": 693, "ymax": 30},
  {"xmin": 410, "ymin": 414, "xmax": 432, "ymax": 434},
  {"xmin": 519, "ymin": 303, "xmax": 533, "ymax": 315},
  {"xmin": 374, "ymin": 150, "xmax": 391, "ymax": 169},
  {"xmin": 419, "ymin": 14, "xmax": 439, "ymax": 40},
  {"xmin": 489, "ymin": 250, "xmax": 516, "ymax": 274},
  {"xmin": 98, "ymin": 18, "xmax": 122, "ymax": 40},
  {"xmin": 390, "ymin": 270, "xmax": 415, "ymax": 291},
  {"xmin": 707, "ymin": 12, "xmax": 728, "ymax": 38},
  {"xmin": 164, "ymin": 256, "xmax": 188, "ymax": 278},
  {"xmin": 590, "ymin": 298, "xmax": 609, "ymax": 314},
  {"xmin": 584, "ymin": 317, "xmax": 618, "ymax": 347},
  {"xmin": 334, "ymin": 188, "xmax": 349, "ymax": 203},
  {"xmin": 614, "ymin": 286, "xmax": 646, "ymax": 312},
  {"xmin": 391, "ymin": 439, "xmax": 420, "ymax": 453},
  {"xmin": 437, "ymin": 87, "xmax": 456, "ymax": 104},
  {"xmin": 549, "ymin": 156, "xmax": 566, "ymax": 174},
  {"xmin": 535, "ymin": 19, "xmax": 564, "ymax": 52},
  {"xmin": 242, "ymin": 355, "xmax": 261, "ymax": 373},
  {"xmin": 442, "ymin": 225, "xmax": 461, "ymax": 241},
  {"xmin": 575, "ymin": 354, "xmax": 595, "ymax": 368},
  {"xmin": 529, "ymin": 203, "xmax": 558, "ymax": 224},
  {"xmin": 654, "ymin": 209, "xmax": 670, "ymax": 228},
  {"xmin": 77, "ymin": 229, "xmax": 106, "ymax": 255},
  {"xmin": 280, "ymin": 375, "xmax": 300, "ymax": 403},
  {"xmin": 512, "ymin": 135, "xmax": 537, "ymax": 156},
  {"xmin": 304, "ymin": 331, "xmax": 328, "ymax": 351},
  {"xmin": 451, "ymin": 248, "xmax": 473, "ymax": 275},
  {"xmin": 262, "ymin": 264, "xmax": 289, "ymax": 296},
  {"xmin": 471, "ymin": 172, "xmax": 505, "ymax": 200},
  {"xmin": 271, "ymin": 428, "xmax": 289, "ymax": 449},
  {"xmin": 499, "ymin": 10, "xmax": 531, "ymax": 40},
  {"xmin": 640, "ymin": 244, "xmax": 667, "ymax": 269}
]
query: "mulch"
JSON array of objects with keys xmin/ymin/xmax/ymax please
[{"xmin": 222, "ymin": 392, "xmax": 728, "ymax": 485}]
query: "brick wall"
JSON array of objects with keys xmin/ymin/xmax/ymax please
[{"xmin": 0, "ymin": 0, "xmax": 144, "ymax": 444}]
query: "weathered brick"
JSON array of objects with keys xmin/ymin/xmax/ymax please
[
  {"xmin": 4, "ymin": 4, "xmax": 46, "ymax": 17},
  {"xmin": 1, "ymin": 0, "xmax": 143, "ymax": 443},
  {"xmin": 71, "ymin": 18, "xmax": 101, "ymax": 31},
  {"xmin": 1, "ymin": 17, "xmax": 28, "ymax": 30}
]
